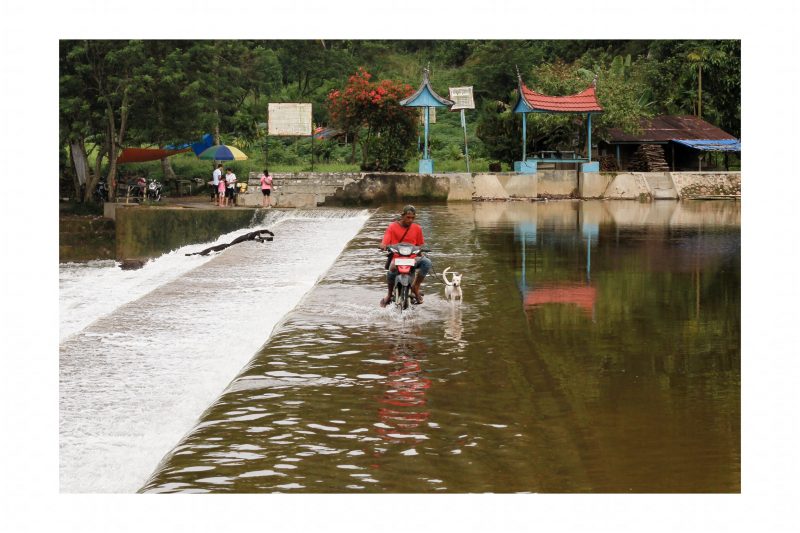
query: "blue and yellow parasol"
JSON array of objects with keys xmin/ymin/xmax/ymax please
[{"xmin": 197, "ymin": 145, "xmax": 249, "ymax": 160}]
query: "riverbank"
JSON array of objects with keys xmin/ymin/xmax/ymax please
[{"xmin": 59, "ymin": 170, "xmax": 740, "ymax": 263}]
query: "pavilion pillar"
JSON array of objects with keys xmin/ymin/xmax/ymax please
[
  {"xmin": 587, "ymin": 113, "xmax": 592, "ymax": 162},
  {"xmin": 424, "ymin": 107, "xmax": 430, "ymax": 159},
  {"xmin": 522, "ymin": 112, "xmax": 527, "ymax": 161}
]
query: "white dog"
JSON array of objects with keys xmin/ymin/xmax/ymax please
[{"xmin": 442, "ymin": 267, "xmax": 463, "ymax": 302}]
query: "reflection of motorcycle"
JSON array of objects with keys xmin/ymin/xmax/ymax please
[
  {"xmin": 385, "ymin": 242, "xmax": 430, "ymax": 310},
  {"xmin": 376, "ymin": 341, "xmax": 431, "ymax": 444}
]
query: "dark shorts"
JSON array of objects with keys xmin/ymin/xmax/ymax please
[
  {"xmin": 226, "ymin": 187, "xmax": 235, "ymax": 198},
  {"xmin": 262, "ymin": 189, "xmax": 271, "ymax": 196}
]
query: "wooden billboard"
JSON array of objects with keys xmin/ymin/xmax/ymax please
[
  {"xmin": 448, "ymin": 86, "xmax": 475, "ymax": 110},
  {"xmin": 268, "ymin": 103, "xmax": 313, "ymax": 136}
]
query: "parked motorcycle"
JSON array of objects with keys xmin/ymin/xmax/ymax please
[
  {"xmin": 146, "ymin": 179, "xmax": 163, "ymax": 201},
  {"xmin": 93, "ymin": 179, "xmax": 108, "ymax": 204},
  {"xmin": 385, "ymin": 242, "xmax": 430, "ymax": 311}
]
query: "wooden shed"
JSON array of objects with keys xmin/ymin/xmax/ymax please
[{"xmin": 598, "ymin": 115, "xmax": 740, "ymax": 171}]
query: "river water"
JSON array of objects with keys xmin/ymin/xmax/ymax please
[{"xmin": 60, "ymin": 201, "xmax": 739, "ymax": 493}]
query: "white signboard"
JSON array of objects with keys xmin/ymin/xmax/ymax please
[
  {"xmin": 449, "ymin": 86, "xmax": 475, "ymax": 110},
  {"xmin": 419, "ymin": 107, "xmax": 436, "ymax": 124},
  {"xmin": 268, "ymin": 103, "xmax": 313, "ymax": 136}
]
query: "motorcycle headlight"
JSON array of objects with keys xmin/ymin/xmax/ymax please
[{"xmin": 398, "ymin": 245, "xmax": 412, "ymax": 255}]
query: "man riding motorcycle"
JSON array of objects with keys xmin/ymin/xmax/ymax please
[{"xmin": 379, "ymin": 205, "xmax": 432, "ymax": 307}]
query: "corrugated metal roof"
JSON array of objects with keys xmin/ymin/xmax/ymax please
[
  {"xmin": 607, "ymin": 115, "xmax": 736, "ymax": 143},
  {"xmin": 672, "ymin": 139, "xmax": 741, "ymax": 152},
  {"xmin": 517, "ymin": 81, "xmax": 604, "ymax": 113}
]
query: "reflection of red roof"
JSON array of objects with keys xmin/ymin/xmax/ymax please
[
  {"xmin": 520, "ymin": 82, "xmax": 603, "ymax": 113},
  {"xmin": 525, "ymin": 283, "xmax": 597, "ymax": 314}
]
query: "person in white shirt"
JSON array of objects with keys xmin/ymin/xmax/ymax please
[
  {"xmin": 211, "ymin": 164, "xmax": 223, "ymax": 203},
  {"xmin": 225, "ymin": 168, "xmax": 238, "ymax": 206}
]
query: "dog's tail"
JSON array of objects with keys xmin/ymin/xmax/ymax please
[{"xmin": 442, "ymin": 266, "xmax": 454, "ymax": 286}]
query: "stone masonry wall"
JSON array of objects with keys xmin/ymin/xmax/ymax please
[{"xmin": 671, "ymin": 172, "xmax": 741, "ymax": 198}]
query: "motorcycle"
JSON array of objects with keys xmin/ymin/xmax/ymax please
[
  {"xmin": 93, "ymin": 179, "xmax": 108, "ymax": 204},
  {"xmin": 385, "ymin": 242, "xmax": 430, "ymax": 311},
  {"xmin": 145, "ymin": 179, "xmax": 163, "ymax": 201}
]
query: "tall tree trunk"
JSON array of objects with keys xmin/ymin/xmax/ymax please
[
  {"xmin": 350, "ymin": 131, "xmax": 358, "ymax": 164},
  {"xmin": 213, "ymin": 109, "xmax": 221, "ymax": 145},
  {"xmin": 698, "ymin": 64, "xmax": 703, "ymax": 119},
  {"xmin": 104, "ymin": 90, "xmax": 129, "ymax": 201},
  {"xmin": 160, "ymin": 157, "xmax": 177, "ymax": 182}
]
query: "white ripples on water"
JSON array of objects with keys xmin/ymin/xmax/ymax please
[{"xmin": 59, "ymin": 209, "xmax": 369, "ymax": 493}]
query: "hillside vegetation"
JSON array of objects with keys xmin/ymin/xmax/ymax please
[{"xmin": 60, "ymin": 40, "xmax": 740, "ymax": 200}]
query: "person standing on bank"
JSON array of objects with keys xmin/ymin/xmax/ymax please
[
  {"xmin": 217, "ymin": 175, "xmax": 227, "ymax": 206},
  {"xmin": 211, "ymin": 164, "xmax": 223, "ymax": 203},
  {"xmin": 379, "ymin": 205, "xmax": 432, "ymax": 307},
  {"xmin": 225, "ymin": 167, "xmax": 237, "ymax": 207},
  {"xmin": 260, "ymin": 168, "xmax": 273, "ymax": 208}
]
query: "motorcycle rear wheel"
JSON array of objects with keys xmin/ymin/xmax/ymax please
[{"xmin": 395, "ymin": 285, "xmax": 410, "ymax": 311}]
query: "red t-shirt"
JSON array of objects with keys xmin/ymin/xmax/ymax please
[{"xmin": 381, "ymin": 221, "xmax": 424, "ymax": 247}]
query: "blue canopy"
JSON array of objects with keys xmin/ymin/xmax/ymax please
[
  {"xmin": 164, "ymin": 133, "xmax": 214, "ymax": 156},
  {"xmin": 672, "ymin": 139, "xmax": 741, "ymax": 152},
  {"xmin": 400, "ymin": 69, "xmax": 453, "ymax": 108}
]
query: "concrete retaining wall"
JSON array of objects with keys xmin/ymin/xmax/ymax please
[
  {"xmin": 579, "ymin": 172, "xmax": 614, "ymax": 198},
  {"xmin": 228, "ymin": 170, "xmax": 741, "ymax": 207},
  {"xmin": 604, "ymin": 172, "xmax": 655, "ymax": 200},
  {"xmin": 537, "ymin": 170, "xmax": 578, "ymax": 196},
  {"xmin": 115, "ymin": 206, "xmax": 255, "ymax": 261}
]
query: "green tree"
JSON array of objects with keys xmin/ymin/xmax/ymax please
[
  {"xmin": 60, "ymin": 40, "xmax": 153, "ymax": 201},
  {"xmin": 327, "ymin": 68, "xmax": 417, "ymax": 171}
]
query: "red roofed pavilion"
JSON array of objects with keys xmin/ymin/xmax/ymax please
[
  {"xmin": 516, "ymin": 82, "xmax": 604, "ymax": 114},
  {"xmin": 513, "ymin": 71, "xmax": 604, "ymax": 172}
]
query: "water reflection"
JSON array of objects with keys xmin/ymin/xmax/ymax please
[
  {"xmin": 376, "ymin": 336, "xmax": 431, "ymax": 445},
  {"xmin": 142, "ymin": 201, "xmax": 740, "ymax": 493}
]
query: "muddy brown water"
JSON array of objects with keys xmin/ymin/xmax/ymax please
[{"xmin": 141, "ymin": 200, "xmax": 740, "ymax": 493}]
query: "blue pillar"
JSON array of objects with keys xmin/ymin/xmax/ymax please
[
  {"xmin": 424, "ymin": 107, "xmax": 430, "ymax": 159},
  {"xmin": 522, "ymin": 112, "xmax": 527, "ymax": 161},
  {"xmin": 588, "ymin": 113, "xmax": 592, "ymax": 162},
  {"xmin": 587, "ymin": 113, "xmax": 592, "ymax": 162}
]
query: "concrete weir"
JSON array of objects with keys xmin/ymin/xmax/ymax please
[{"xmin": 233, "ymin": 170, "xmax": 739, "ymax": 207}]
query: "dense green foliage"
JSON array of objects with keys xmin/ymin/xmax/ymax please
[
  {"xmin": 60, "ymin": 40, "xmax": 740, "ymax": 199},
  {"xmin": 327, "ymin": 68, "xmax": 418, "ymax": 171}
]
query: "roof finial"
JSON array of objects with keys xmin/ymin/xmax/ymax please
[
  {"xmin": 592, "ymin": 73, "xmax": 598, "ymax": 87},
  {"xmin": 516, "ymin": 64, "xmax": 522, "ymax": 81}
]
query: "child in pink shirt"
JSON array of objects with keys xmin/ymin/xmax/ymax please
[{"xmin": 218, "ymin": 178, "xmax": 227, "ymax": 206}]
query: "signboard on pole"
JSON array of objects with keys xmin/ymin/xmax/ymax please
[
  {"xmin": 448, "ymin": 86, "xmax": 475, "ymax": 110},
  {"xmin": 268, "ymin": 103, "xmax": 313, "ymax": 136},
  {"xmin": 419, "ymin": 107, "xmax": 436, "ymax": 124}
]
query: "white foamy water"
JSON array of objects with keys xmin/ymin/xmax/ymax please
[{"xmin": 59, "ymin": 209, "xmax": 369, "ymax": 492}]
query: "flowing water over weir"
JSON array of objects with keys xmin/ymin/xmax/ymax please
[
  {"xmin": 59, "ymin": 208, "xmax": 370, "ymax": 492},
  {"xmin": 60, "ymin": 202, "xmax": 740, "ymax": 493},
  {"xmin": 125, "ymin": 201, "xmax": 740, "ymax": 494}
]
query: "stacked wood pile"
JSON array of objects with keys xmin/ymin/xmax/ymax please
[
  {"xmin": 626, "ymin": 144, "xmax": 669, "ymax": 172},
  {"xmin": 599, "ymin": 154, "xmax": 619, "ymax": 171}
]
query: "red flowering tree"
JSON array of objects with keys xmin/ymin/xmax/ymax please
[{"xmin": 328, "ymin": 68, "xmax": 417, "ymax": 171}]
